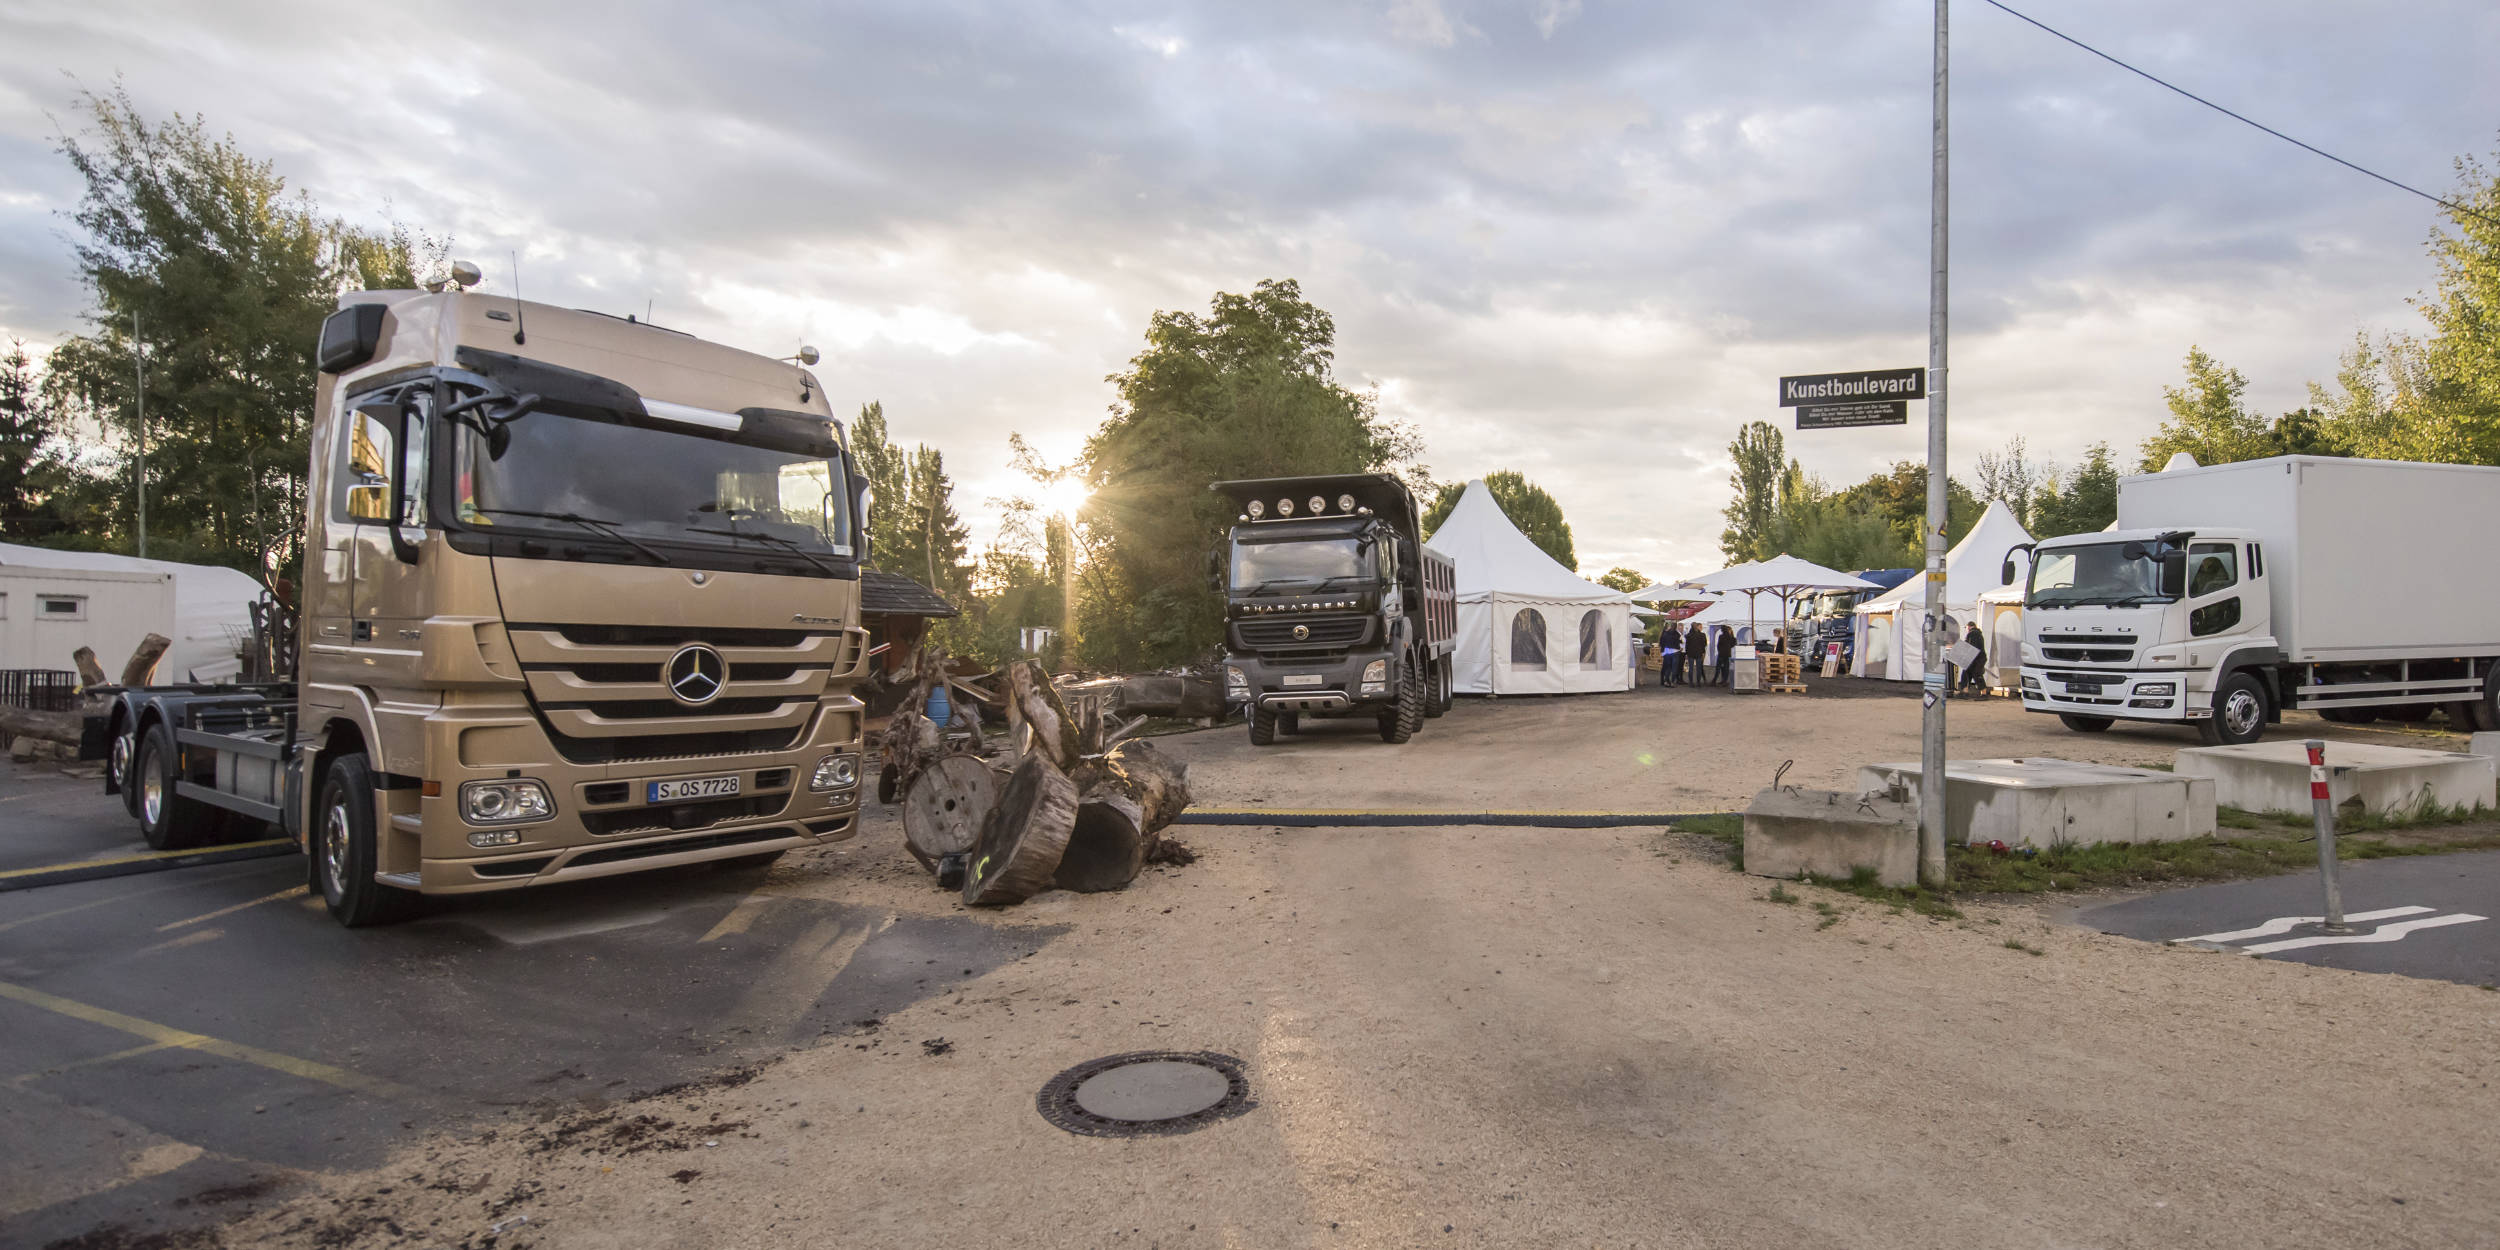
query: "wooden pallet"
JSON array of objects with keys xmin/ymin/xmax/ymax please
[{"xmin": 1760, "ymin": 653, "xmax": 1808, "ymax": 694}]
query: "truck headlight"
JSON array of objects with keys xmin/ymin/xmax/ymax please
[
  {"xmin": 811, "ymin": 754, "xmax": 860, "ymax": 792},
  {"xmin": 2021, "ymin": 674, "xmax": 2039, "ymax": 689},
  {"xmin": 2135, "ymin": 682, "xmax": 2175, "ymax": 696},
  {"xmin": 1225, "ymin": 665, "xmax": 1248, "ymax": 691},
  {"xmin": 1362, "ymin": 660, "xmax": 1387, "ymax": 683},
  {"xmin": 461, "ymin": 778, "xmax": 553, "ymax": 826}
]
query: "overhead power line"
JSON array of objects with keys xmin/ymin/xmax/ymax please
[{"xmin": 1982, "ymin": 0, "xmax": 2498, "ymax": 229}]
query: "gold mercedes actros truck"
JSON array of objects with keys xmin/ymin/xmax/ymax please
[{"xmin": 94, "ymin": 279, "xmax": 874, "ymax": 925}]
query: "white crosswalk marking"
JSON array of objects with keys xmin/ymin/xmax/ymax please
[
  {"xmin": 2242, "ymin": 913, "xmax": 2487, "ymax": 954},
  {"xmin": 2179, "ymin": 906, "xmax": 2433, "ymax": 945}
]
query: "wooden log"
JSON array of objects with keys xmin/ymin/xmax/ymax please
[
  {"xmin": 71, "ymin": 647, "xmax": 109, "ymax": 689},
  {"xmin": 1006, "ymin": 660, "xmax": 1083, "ymax": 770},
  {"xmin": 120, "ymin": 633, "xmax": 172, "ymax": 687},
  {"xmin": 902, "ymin": 753, "xmax": 1000, "ymax": 874},
  {"xmin": 1055, "ymin": 739, "xmax": 1193, "ymax": 893},
  {"xmin": 0, "ymin": 705, "xmax": 90, "ymax": 746},
  {"xmin": 962, "ymin": 753, "xmax": 1078, "ymax": 907}
]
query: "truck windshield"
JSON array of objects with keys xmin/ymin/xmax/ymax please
[
  {"xmin": 1232, "ymin": 536, "xmax": 1367, "ymax": 593},
  {"xmin": 452, "ymin": 413, "xmax": 852, "ymax": 558},
  {"xmin": 2028, "ymin": 542, "xmax": 2172, "ymax": 608},
  {"xmin": 1809, "ymin": 590, "xmax": 1856, "ymax": 617}
]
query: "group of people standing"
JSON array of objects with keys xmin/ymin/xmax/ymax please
[{"xmin": 1649, "ymin": 621, "xmax": 1740, "ymax": 687}]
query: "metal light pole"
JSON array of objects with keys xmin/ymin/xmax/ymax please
[
  {"xmin": 133, "ymin": 310, "xmax": 147, "ymax": 559},
  {"xmin": 1919, "ymin": 0, "xmax": 1951, "ymax": 887}
]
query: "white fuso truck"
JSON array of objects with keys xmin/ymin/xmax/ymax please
[{"xmin": 2011, "ymin": 456, "xmax": 2500, "ymax": 744}]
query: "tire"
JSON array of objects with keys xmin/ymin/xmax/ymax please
[
  {"xmin": 312, "ymin": 754, "xmax": 419, "ymax": 928},
  {"xmin": 134, "ymin": 722, "xmax": 218, "ymax": 851},
  {"xmin": 2199, "ymin": 672, "xmax": 2269, "ymax": 746},
  {"xmin": 1422, "ymin": 660, "xmax": 1448, "ymax": 719},
  {"xmin": 2472, "ymin": 668, "xmax": 2500, "ymax": 732},
  {"xmin": 1248, "ymin": 703, "xmax": 1280, "ymax": 746},
  {"xmin": 111, "ymin": 724, "xmax": 141, "ymax": 817},
  {"xmin": 1378, "ymin": 655, "xmax": 1423, "ymax": 744},
  {"xmin": 2057, "ymin": 714, "xmax": 2114, "ymax": 734}
]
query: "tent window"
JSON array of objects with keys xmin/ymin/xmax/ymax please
[
  {"xmin": 1578, "ymin": 609, "xmax": 1611, "ymax": 669},
  {"xmin": 1509, "ymin": 608, "xmax": 1547, "ymax": 670}
]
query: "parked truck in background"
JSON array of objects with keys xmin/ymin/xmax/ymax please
[
  {"xmin": 1212, "ymin": 474, "xmax": 1457, "ymax": 745},
  {"xmin": 1802, "ymin": 567, "xmax": 1914, "ymax": 669},
  {"xmin": 2010, "ymin": 455, "xmax": 2500, "ymax": 744},
  {"xmin": 94, "ymin": 279, "xmax": 875, "ymax": 925}
]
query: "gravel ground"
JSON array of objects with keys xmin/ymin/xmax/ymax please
[{"xmin": 203, "ymin": 787, "xmax": 2500, "ymax": 1248}]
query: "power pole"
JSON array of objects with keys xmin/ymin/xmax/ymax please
[
  {"xmin": 1919, "ymin": 0, "xmax": 1951, "ymax": 887},
  {"xmin": 133, "ymin": 309, "xmax": 148, "ymax": 559}
]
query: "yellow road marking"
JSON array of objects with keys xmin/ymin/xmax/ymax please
[
  {"xmin": 8, "ymin": 1039, "xmax": 182, "ymax": 1086},
  {"xmin": 699, "ymin": 893, "xmax": 776, "ymax": 944},
  {"xmin": 157, "ymin": 887, "xmax": 303, "ymax": 932},
  {"xmin": 126, "ymin": 928, "xmax": 224, "ymax": 958},
  {"xmin": 0, "ymin": 839, "xmax": 292, "ymax": 881},
  {"xmin": 0, "ymin": 980, "xmax": 415, "ymax": 1100},
  {"xmin": 0, "ymin": 877, "xmax": 217, "ymax": 936}
]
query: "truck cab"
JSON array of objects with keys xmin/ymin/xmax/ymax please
[
  {"xmin": 2013, "ymin": 527, "xmax": 2276, "ymax": 743},
  {"xmin": 1211, "ymin": 475, "xmax": 1456, "ymax": 746},
  {"xmin": 104, "ymin": 286, "xmax": 875, "ymax": 924}
]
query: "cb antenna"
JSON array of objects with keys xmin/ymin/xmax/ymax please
[{"xmin": 508, "ymin": 250, "xmax": 527, "ymax": 346}]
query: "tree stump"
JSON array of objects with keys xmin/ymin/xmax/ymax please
[
  {"xmin": 1007, "ymin": 660, "xmax": 1083, "ymax": 769},
  {"xmin": 120, "ymin": 634, "xmax": 172, "ymax": 687},
  {"xmin": 1056, "ymin": 739, "xmax": 1194, "ymax": 892},
  {"xmin": 962, "ymin": 753, "xmax": 1079, "ymax": 907},
  {"xmin": 71, "ymin": 647, "xmax": 109, "ymax": 689},
  {"xmin": 902, "ymin": 754, "xmax": 1000, "ymax": 874}
]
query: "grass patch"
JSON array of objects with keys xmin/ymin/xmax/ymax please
[
  {"xmin": 1764, "ymin": 883, "xmax": 1798, "ymax": 905},
  {"xmin": 1671, "ymin": 813, "xmax": 1745, "ymax": 869},
  {"xmin": 2002, "ymin": 938, "xmax": 2045, "ymax": 957}
]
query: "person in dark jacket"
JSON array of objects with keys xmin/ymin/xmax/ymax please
[
  {"xmin": 1714, "ymin": 625, "xmax": 1736, "ymax": 686},
  {"xmin": 1657, "ymin": 627, "xmax": 1681, "ymax": 687},
  {"xmin": 1959, "ymin": 621, "xmax": 1990, "ymax": 694},
  {"xmin": 1684, "ymin": 623, "xmax": 1708, "ymax": 686}
]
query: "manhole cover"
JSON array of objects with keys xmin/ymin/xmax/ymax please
[{"xmin": 1037, "ymin": 1051, "xmax": 1252, "ymax": 1138}]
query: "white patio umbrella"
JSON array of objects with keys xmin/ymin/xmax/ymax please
[
  {"xmin": 1679, "ymin": 555, "xmax": 1880, "ymax": 640},
  {"xmin": 1625, "ymin": 581, "xmax": 1721, "ymax": 623}
]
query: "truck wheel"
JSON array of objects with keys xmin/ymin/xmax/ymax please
[
  {"xmin": 134, "ymin": 722, "xmax": 218, "ymax": 851},
  {"xmin": 313, "ymin": 754, "xmax": 419, "ymax": 928},
  {"xmin": 2057, "ymin": 714, "xmax": 2114, "ymax": 733},
  {"xmin": 1422, "ymin": 661, "xmax": 1449, "ymax": 718},
  {"xmin": 1248, "ymin": 704, "xmax": 1281, "ymax": 746},
  {"xmin": 111, "ymin": 726, "xmax": 141, "ymax": 816},
  {"xmin": 1378, "ymin": 657, "xmax": 1423, "ymax": 744},
  {"xmin": 2199, "ymin": 673, "xmax": 2269, "ymax": 746},
  {"xmin": 2471, "ymin": 669, "xmax": 2500, "ymax": 732}
]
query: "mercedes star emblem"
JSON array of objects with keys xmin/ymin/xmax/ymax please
[{"xmin": 666, "ymin": 644, "xmax": 728, "ymax": 705}]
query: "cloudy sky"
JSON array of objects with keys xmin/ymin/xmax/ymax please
[{"xmin": 2, "ymin": 0, "xmax": 2494, "ymax": 581}]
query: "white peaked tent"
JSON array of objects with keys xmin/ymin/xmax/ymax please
[
  {"xmin": 1851, "ymin": 499, "xmax": 2036, "ymax": 681},
  {"xmin": 1428, "ymin": 479, "xmax": 1635, "ymax": 695}
]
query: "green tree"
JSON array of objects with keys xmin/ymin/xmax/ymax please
[
  {"xmin": 850, "ymin": 400, "xmax": 912, "ymax": 562},
  {"xmin": 2139, "ymin": 348, "xmax": 2274, "ymax": 470},
  {"xmin": 0, "ymin": 341, "xmax": 62, "ymax": 541},
  {"xmin": 1420, "ymin": 470, "xmax": 1578, "ymax": 570},
  {"xmin": 37, "ymin": 87, "xmax": 437, "ymax": 577},
  {"xmin": 1717, "ymin": 420, "xmax": 1784, "ymax": 562},
  {"xmin": 1597, "ymin": 567, "xmax": 1646, "ymax": 594},
  {"xmin": 1972, "ymin": 436, "xmax": 2040, "ymax": 530},
  {"xmin": 2376, "ymin": 152, "xmax": 2500, "ymax": 464},
  {"xmin": 2029, "ymin": 442, "xmax": 2120, "ymax": 537},
  {"xmin": 1068, "ymin": 279, "xmax": 1418, "ymax": 669}
]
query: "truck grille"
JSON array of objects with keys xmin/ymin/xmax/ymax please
[
  {"xmin": 2041, "ymin": 647, "xmax": 2134, "ymax": 663},
  {"xmin": 506, "ymin": 622, "xmax": 859, "ymax": 763},
  {"xmin": 1232, "ymin": 614, "xmax": 1372, "ymax": 650}
]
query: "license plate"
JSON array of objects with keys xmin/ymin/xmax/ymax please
[
  {"xmin": 2066, "ymin": 682, "xmax": 2103, "ymax": 695},
  {"xmin": 1280, "ymin": 674, "xmax": 1323, "ymax": 688},
  {"xmin": 649, "ymin": 775, "xmax": 740, "ymax": 803}
]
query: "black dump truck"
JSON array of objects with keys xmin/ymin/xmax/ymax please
[{"xmin": 1210, "ymin": 473, "xmax": 1457, "ymax": 745}]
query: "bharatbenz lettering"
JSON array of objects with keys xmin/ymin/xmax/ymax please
[
  {"xmin": 1212, "ymin": 474, "xmax": 1457, "ymax": 746},
  {"xmin": 93, "ymin": 284, "xmax": 874, "ymax": 926},
  {"xmin": 2007, "ymin": 456, "xmax": 2500, "ymax": 744}
]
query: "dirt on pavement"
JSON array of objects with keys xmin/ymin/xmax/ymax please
[{"xmin": 186, "ymin": 717, "xmax": 2499, "ymax": 1248}]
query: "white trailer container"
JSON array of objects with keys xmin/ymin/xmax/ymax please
[
  {"xmin": 2014, "ymin": 456, "xmax": 2500, "ymax": 744},
  {"xmin": 0, "ymin": 565, "xmax": 176, "ymax": 680}
]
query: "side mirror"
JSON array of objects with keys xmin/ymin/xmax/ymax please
[
  {"xmin": 1205, "ymin": 548, "xmax": 1225, "ymax": 592},
  {"xmin": 386, "ymin": 397, "xmax": 424, "ymax": 566},
  {"xmin": 847, "ymin": 452, "xmax": 873, "ymax": 561},
  {"xmin": 2160, "ymin": 556, "xmax": 2186, "ymax": 599}
]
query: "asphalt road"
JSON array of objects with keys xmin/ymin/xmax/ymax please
[
  {"xmin": 2079, "ymin": 850, "xmax": 2500, "ymax": 986},
  {"xmin": 0, "ymin": 776, "xmax": 1058, "ymax": 1248}
]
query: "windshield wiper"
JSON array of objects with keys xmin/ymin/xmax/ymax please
[
  {"xmin": 1311, "ymin": 575, "xmax": 1370, "ymax": 591},
  {"xmin": 467, "ymin": 507, "xmax": 670, "ymax": 564},
  {"xmin": 1243, "ymin": 578, "xmax": 1317, "ymax": 596},
  {"xmin": 685, "ymin": 523, "xmax": 838, "ymax": 576}
]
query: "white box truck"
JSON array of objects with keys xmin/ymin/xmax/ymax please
[{"xmin": 2008, "ymin": 456, "xmax": 2500, "ymax": 744}]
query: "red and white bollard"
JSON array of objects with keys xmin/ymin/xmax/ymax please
[{"xmin": 2306, "ymin": 739, "xmax": 2351, "ymax": 935}]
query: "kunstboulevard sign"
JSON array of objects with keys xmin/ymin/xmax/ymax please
[
  {"xmin": 1796, "ymin": 400, "xmax": 1908, "ymax": 430},
  {"xmin": 1778, "ymin": 366, "xmax": 1924, "ymax": 431}
]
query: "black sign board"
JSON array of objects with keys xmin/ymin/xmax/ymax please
[
  {"xmin": 1796, "ymin": 400, "xmax": 1908, "ymax": 430},
  {"xmin": 1779, "ymin": 367, "xmax": 1925, "ymax": 407}
]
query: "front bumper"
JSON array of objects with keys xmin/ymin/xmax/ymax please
[
  {"xmin": 1228, "ymin": 650, "xmax": 1397, "ymax": 714},
  {"xmin": 390, "ymin": 696, "xmax": 865, "ymax": 894},
  {"xmin": 2018, "ymin": 667, "xmax": 2201, "ymax": 722}
]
